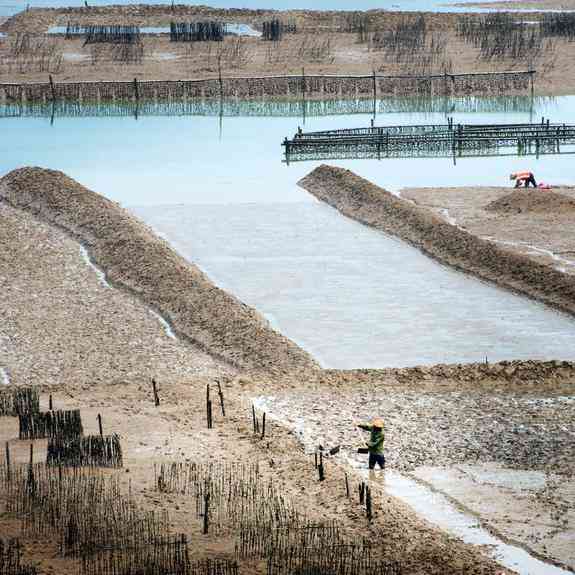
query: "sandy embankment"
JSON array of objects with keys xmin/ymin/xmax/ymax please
[
  {"xmin": 299, "ymin": 165, "xmax": 575, "ymax": 319},
  {"xmin": 402, "ymin": 185, "xmax": 575, "ymax": 274},
  {"xmin": 0, "ymin": 167, "xmax": 318, "ymax": 375},
  {"xmin": 0, "ymin": 168, "xmax": 518, "ymax": 575},
  {"xmin": 0, "ymin": 200, "xmax": 230, "ymax": 388}
]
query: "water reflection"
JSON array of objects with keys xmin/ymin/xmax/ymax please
[{"xmin": 0, "ymin": 94, "xmax": 549, "ymax": 121}]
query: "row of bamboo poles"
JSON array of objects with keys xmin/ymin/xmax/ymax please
[{"xmin": 0, "ymin": 69, "xmax": 535, "ymax": 106}]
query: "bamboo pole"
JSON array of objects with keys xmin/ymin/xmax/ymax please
[
  {"xmin": 217, "ymin": 381, "xmax": 225, "ymax": 417},
  {"xmin": 5, "ymin": 442, "xmax": 10, "ymax": 482}
]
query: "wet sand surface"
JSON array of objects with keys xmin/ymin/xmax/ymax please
[
  {"xmin": 402, "ymin": 186, "xmax": 575, "ymax": 275},
  {"xmin": 0, "ymin": 200, "xmax": 229, "ymax": 387},
  {"xmin": 251, "ymin": 374, "xmax": 575, "ymax": 571}
]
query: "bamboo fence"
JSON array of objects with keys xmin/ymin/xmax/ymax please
[{"xmin": 0, "ymin": 69, "xmax": 535, "ymax": 107}]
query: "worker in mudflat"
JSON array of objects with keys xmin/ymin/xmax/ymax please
[
  {"xmin": 510, "ymin": 170, "xmax": 537, "ymax": 188},
  {"xmin": 357, "ymin": 418, "xmax": 385, "ymax": 470}
]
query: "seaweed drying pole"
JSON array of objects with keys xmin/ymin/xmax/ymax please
[{"xmin": 282, "ymin": 117, "xmax": 575, "ymax": 164}]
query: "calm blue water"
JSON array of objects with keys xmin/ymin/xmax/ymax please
[
  {"xmin": 1, "ymin": 96, "xmax": 574, "ymax": 203},
  {"xmin": 2, "ymin": 95, "xmax": 575, "ymax": 367}
]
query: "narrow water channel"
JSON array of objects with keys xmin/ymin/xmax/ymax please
[{"xmin": 1, "ymin": 96, "xmax": 575, "ymax": 367}]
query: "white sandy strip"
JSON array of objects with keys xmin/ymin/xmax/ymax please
[
  {"xmin": 78, "ymin": 245, "xmax": 177, "ymax": 340},
  {"xmin": 253, "ymin": 395, "xmax": 574, "ymax": 575},
  {"xmin": 79, "ymin": 245, "xmax": 110, "ymax": 287},
  {"xmin": 148, "ymin": 310, "xmax": 177, "ymax": 340}
]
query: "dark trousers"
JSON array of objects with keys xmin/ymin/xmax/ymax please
[
  {"xmin": 368, "ymin": 452, "xmax": 386, "ymax": 470},
  {"xmin": 516, "ymin": 174, "xmax": 537, "ymax": 188}
]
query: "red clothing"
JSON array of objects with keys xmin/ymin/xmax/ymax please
[{"xmin": 512, "ymin": 171, "xmax": 533, "ymax": 183}]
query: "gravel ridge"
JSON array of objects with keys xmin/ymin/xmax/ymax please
[
  {"xmin": 0, "ymin": 167, "xmax": 319, "ymax": 374},
  {"xmin": 299, "ymin": 165, "xmax": 575, "ymax": 319}
]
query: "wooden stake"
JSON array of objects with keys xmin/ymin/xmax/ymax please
[
  {"xmin": 345, "ymin": 473, "xmax": 349, "ymax": 498},
  {"xmin": 152, "ymin": 378, "xmax": 160, "ymax": 407},
  {"xmin": 252, "ymin": 404, "xmax": 259, "ymax": 434},
  {"xmin": 49, "ymin": 394, "xmax": 53, "ymax": 411},
  {"xmin": 97, "ymin": 413, "xmax": 103, "ymax": 437},
  {"xmin": 203, "ymin": 491, "xmax": 210, "ymax": 534},
  {"xmin": 5, "ymin": 442, "xmax": 10, "ymax": 482},
  {"xmin": 206, "ymin": 385, "xmax": 213, "ymax": 429},
  {"xmin": 49, "ymin": 74, "xmax": 56, "ymax": 101},
  {"xmin": 261, "ymin": 413, "xmax": 266, "ymax": 439},
  {"xmin": 217, "ymin": 381, "xmax": 225, "ymax": 417},
  {"xmin": 318, "ymin": 452, "xmax": 325, "ymax": 482},
  {"xmin": 218, "ymin": 55, "xmax": 223, "ymax": 99},
  {"xmin": 366, "ymin": 485, "xmax": 373, "ymax": 521}
]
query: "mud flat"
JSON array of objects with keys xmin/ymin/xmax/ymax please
[
  {"xmin": 299, "ymin": 165, "xmax": 575, "ymax": 319},
  {"xmin": 1, "ymin": 6, "xmax": 574, "ymax": 96},
  {"xmin": 250, "ymin": 366, "xmax": 575, "ymax": 572},
  {"xmin": 402, "ymin": 185, "xmax": 575, "ymax": 275},
  {"xmin": 0, "ymin": 167, "xmax": 318, "ymax": 375},
  {"xmin": 0, "ymin": 171, "xmax": 518, "ymax": 575}
]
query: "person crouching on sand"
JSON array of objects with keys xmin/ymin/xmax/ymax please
[
  {"xmin": 510, "ymin": 171, "xmax": 537, "ymax": 188},
  {"xmin": 358, "ymin": 418, "xmax": 385, "ymax": 470}
]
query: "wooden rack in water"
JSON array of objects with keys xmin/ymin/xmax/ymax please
[{"xmin": 282, "ymin": 117, "xmax": 575, "ymax": 163}]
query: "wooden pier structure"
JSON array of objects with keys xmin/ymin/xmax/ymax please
[{"xmin": 282, "ymin": 118, "xmax": 575, "ymax": 163}]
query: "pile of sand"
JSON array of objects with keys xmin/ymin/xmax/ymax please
[{"xmin": 485, "ymin": 189, "xmax": 575, "ymax": 215}]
